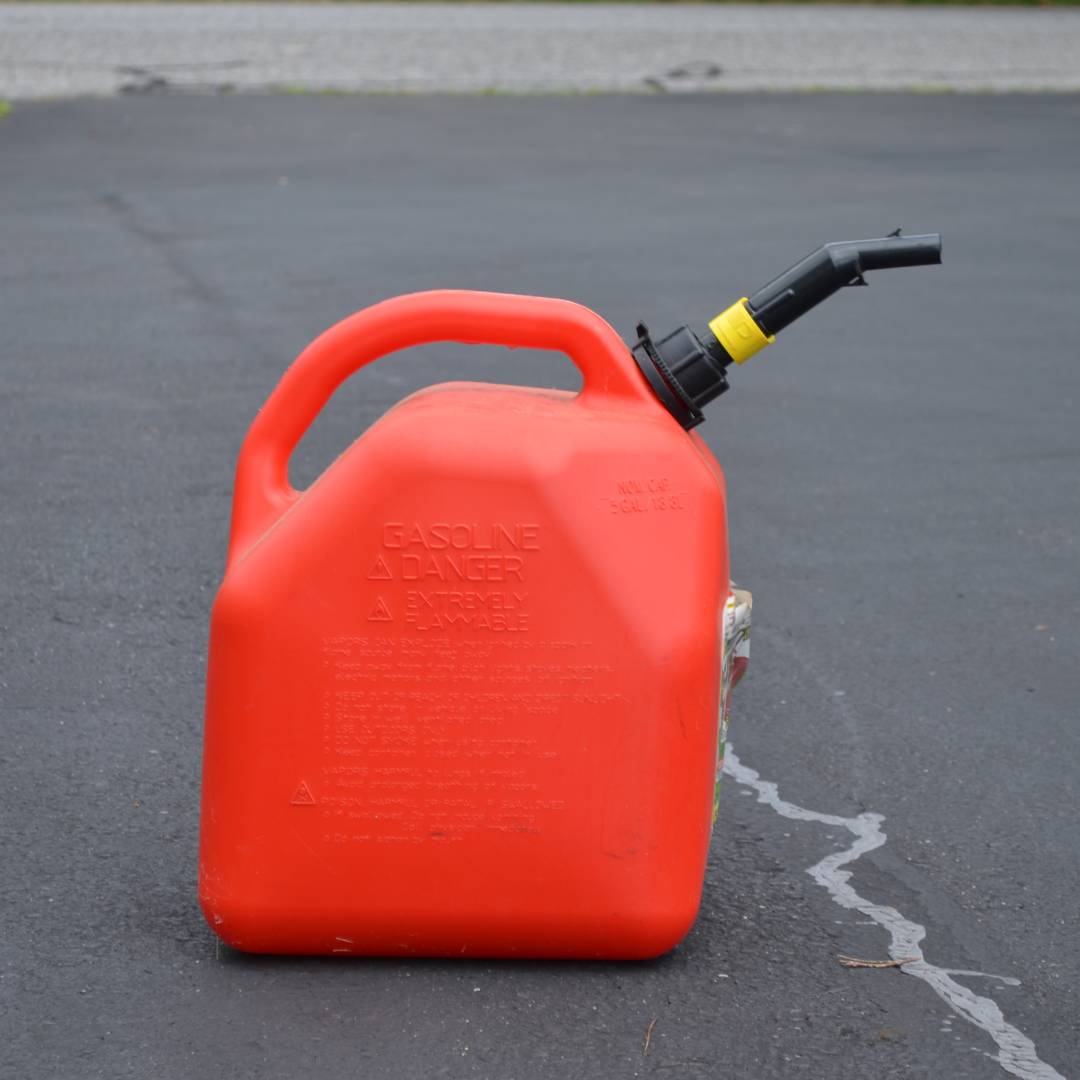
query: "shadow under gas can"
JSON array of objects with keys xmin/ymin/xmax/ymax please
[{"xmin": 199, "ymin": 290, "xmax": 730, "ymax": 958}]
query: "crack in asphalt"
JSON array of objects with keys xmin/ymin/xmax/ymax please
[
  {"xmin": 723, "ymin": 747, "xmax": 1065, "ymax": 1080},
  {"xmin": 96, "ymin": 191, "xmax": 281, "ymax": 367}
]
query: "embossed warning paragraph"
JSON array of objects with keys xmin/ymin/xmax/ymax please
[{"xmin": 317, "ymin": 636, "xmax": 623, "ymax": 844}]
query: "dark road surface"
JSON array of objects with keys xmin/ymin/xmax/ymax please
[{"xmin": 2, "ymin": 94, "xmax": 1078, "ymax": 1079}]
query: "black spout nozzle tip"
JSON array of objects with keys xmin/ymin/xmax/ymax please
[{"xmin": 855, "ymin": 233, "xmax": 942, "ymax": 271}]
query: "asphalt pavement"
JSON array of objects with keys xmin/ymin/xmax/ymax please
[
  {"xmin": 2, "ymin": 93, "xmax": 1078, "ymax": 1079},
  {"xmin": 4, "ymin": 2, "xmax": 1080, "ymax": 97}
]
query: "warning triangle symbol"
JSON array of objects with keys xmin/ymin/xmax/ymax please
[
  {"xmin": 368, "ymin": 596, "xmax": 393, "ymax": 622},
  {"xmin": 367, "ymin": 555, "xmax": 393, "ymax": 580},
  {"xmin": 290, "ymin": 780, "xmax": 316, "ymax": 806}
]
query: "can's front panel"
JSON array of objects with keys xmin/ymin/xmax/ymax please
[{"xmin": 200, "ymin": 389, "xmax": 728, "ymax": 958}]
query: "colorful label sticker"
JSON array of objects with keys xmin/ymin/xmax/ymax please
[{"xmin": 714, "ymin": 587, "xmax": 752, "ymax": 825}]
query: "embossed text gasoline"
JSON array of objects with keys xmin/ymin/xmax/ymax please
[{"xmin": 382, "ymin": 523, "xmax": 540, "ymax": 550}]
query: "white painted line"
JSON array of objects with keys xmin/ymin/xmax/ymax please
[{"xmin": 723, "ymin": 747, "xmax": 1065, "ymax": 1080}]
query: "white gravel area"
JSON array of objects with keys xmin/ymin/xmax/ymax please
[{"xmin": 2, "ymin": 2, "xmax": 1080, "ymax": 99}]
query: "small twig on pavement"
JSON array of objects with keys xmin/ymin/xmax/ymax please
[
  {"xmin": 838, "ymin": 954, "xmax": 919, "ymax": 969},
  {"xmin": 643, "ymin": 1016, "xmax": 658, "ymax": 1055}
]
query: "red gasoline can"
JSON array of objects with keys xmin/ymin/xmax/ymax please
[
  {"xmin": 199, "ymin": 291, "xmax": 732, "ymax": 958},
  {"xmin": 199, "ymin": 236, "xmax": 941, "ymax": 956}
]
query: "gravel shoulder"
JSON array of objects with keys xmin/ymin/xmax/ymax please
[{"xmin": 3, "ymin": 1, "xmax": 1080, "ymax": 99}]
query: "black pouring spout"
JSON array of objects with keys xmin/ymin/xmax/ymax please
[
  {"xmin": 632, "ymin": 231, "xmax": 943, "ymax": 430},
  {"xmin": 746, "ymin": 233, "xmax": 943, "ymax": 336}
]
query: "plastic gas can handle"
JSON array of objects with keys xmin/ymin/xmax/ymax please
[{"xmin": 227, "ymin": 290, "xmax": 653, "ymax": 565}]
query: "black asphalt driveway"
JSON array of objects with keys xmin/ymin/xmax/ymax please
[{"xmin": 2, "ymin": 94, "xmax": 1077, "ymax": 1079}]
